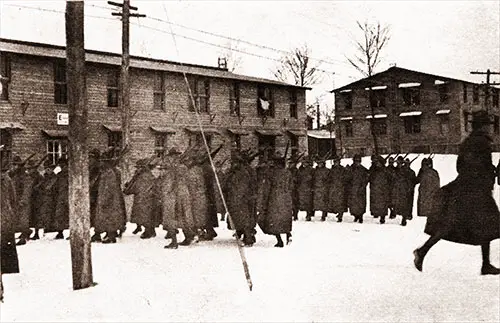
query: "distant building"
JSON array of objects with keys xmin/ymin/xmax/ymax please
[
  {"xmin": 307, "ymin": 129, "xmax": 335, "ymax": 159},
  {"xmin": 0, "ymin": 38, "xmax": 309, "ymax": 177},
  {"xmin": 332, "ymin": 66, "xmax": 500, "ymax": 157}
]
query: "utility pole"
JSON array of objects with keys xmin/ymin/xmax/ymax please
[
  {"xmin": 65, "ymin": 0, "xmax": 94, "ymax": 290},
  {"xmin": 108, "ymin": 1, "xmax": 145, "ymax": 172},
  {"xmin": 470, "ymin": 69, "xmax": 500, "ymax": 113},
  {"xmin": 316, "ymin": 102, "xmax": 320, "ymax": 129}
]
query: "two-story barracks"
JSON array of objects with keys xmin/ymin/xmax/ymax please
[{"xmin": 0, "ymin": 38, "xmax": 309, "ymax": 171}]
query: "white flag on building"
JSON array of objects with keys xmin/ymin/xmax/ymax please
[{"xmin": 259, "ymin": 98, "xmax": 270, "ymax": 111}]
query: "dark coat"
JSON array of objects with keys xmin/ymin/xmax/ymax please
[
  {"xmin": 185, "ymin": 163, "xmax": 209, "ymax": 230},
  {"xmin": 416, "ymin": 166, "xmax": 440, "ymax": 217},
  {"xmin": 213, "ymin": 169, "xmax": 226, "ymax": 215},
  {"xmin": 160, "ymin": 165, "xmax": 180, "ymax": 231},
  {"xmin": 386, "ymin": 165, "xmax": 398, "ymax": 207},
  {"xmin": 328, "ymin": 165, "xmax": 348, "ymax": 214},
  {"xmin": 52, "ymin": 167, "xmax": 69, "ymax": 232},
  {"xmin": 369, "ymin": 165, "xmax": 391, "ymax": 216},
  {"xmin": 33, "ymin": 172, "xmax": 57, "ymax": 230},
  {"xmin": 29, "ymin": 170, "xmax": 44, "ymax": 228},
  {"xmin": 223, "ymin": 163, "xmax": 257, "ymax": 232},
  {"xmin": 289, "ymin": 166, "xmax": 299, "ymax": 211},
  {"xmin": 312, "ymin": 166, "xmax": 329, "ymax": 211},
  {"xmin": 425, "ymin": 130, "xmax": 500, "ymax": 245},
  {"xmin": 201, "ymin": 162, "xmax": 219, "ymax": 228},
  {"xmin": 89, "ymin": 159, "xmax": 100, "ymax": 227},
  {"xmin": 94, "ymin": 165, "xmax": 127, "ymax": 233},
  {"xmin": 391, "ymin": 167, "xmax": 408, "ymax": 216},
  {"xmin": 124, "ymin": 168, "xmax": 156, "ymax": 227},
  {"xmin": 15, "ymin": 169, "xmax": 36, "ymax": 233},
  {"xmin": 401, "ymin": 166, "xmax": 417, "ymax": 217},
  {"xmin": 259, "ymin": 167, "xmax": 293, "ymax": 235},
  {"xmin": 347, "ymin": 164, "xmax": 369, "ymax": 216},
  {"xmin": 176, "ymin": 164, "xmax": 196, "ymax": 232},
  {"xmin": 1, "ymin": 172, "xmax": 20, "ymax": 274},
  {"xmin": 296, "ymin": 166, "xmax": 313, "ymax": 211},
  {"xmin": 256, "ymin": 165, "xmax": 272, "ymax": 217}
]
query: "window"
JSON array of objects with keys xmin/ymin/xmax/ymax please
[
  {"xmin": 0, "ymin": 130, "xmax": 12, "ymax": 167},
  {"xmin": 289, "ymin": 89, "xmax": 298, "ymax": 118},
  {"xmin": 229, "ymin": 82, "xmax": 240, "ymax": 116},
  {"xmin": 439, "ymin": 114, "xmax": 450, "ymax": 135},
  {"xmin": 153, "ymin": 71, "xmax": 165, "ymax": 110},
  {"xmin": 341, "ymin": 92, "xmax": 352, "ymax": 110},
  {"xmin": 371, "ymin": 118, "xmax": 387, "ymax": 135},
  {"xmin": 0, "ymin": 53, "xmax": 11, "ymax": 100},
  {"xmin": 473, "ymin": 85, "xmax": 479, "ymax": 104},
  {"xmin": 369, "ymin": 89, "xmax": 386, "ymax": 108},
  {"xmin": 402, "ymin": 87, "xmax": 420, "ymax": 106},
  {"xmin": 257, "ymin": 85, "xmax": 274, "ymax": 117},
  {"xmin": 494, "ymin": 116, "xmax": 499, "ymax": 134},
  {"xmin": 438, "ymin": 84, "xmax": 449, "ymax": 103},
  {"xmin": 46, "ymin": 139, "xmax": 68, "ymax": 165},
  {"xmin": 189, "ymin": 133, "xmax": 212, "ymax": 149},
  {"xmin": 463, "ymin": 83, "xmax": 468, "ymax": 103},
  {"xmin": 54, "ymin": 60, "xmax": 67, "ymax": 104},
  {"xmin": 344, "ymin": 120, "xmax": 353, "ymax": 137},
  {"xmin": 463, "ymin": 111, "xmax": 471, "ymax": 132},
  {"xmin": 257, "ymin": 135, "xmax": 276, "ymax": 161},
  {"xmin": 403, "ymin": 116, "xmax": 421, "ymax": 134},
  {"xmin": 107, "ymin": 69, "xmax": 120, "ymax": 107},
  {"xmin": 493, "ymin": 89, "xmax": 499, "ymax": 108},
  {"xmin": 289, "ymin": 133, "xmax": 299, "ymax": 157},
  {"xmin": 107, "ymin": 131, "xmax": 122, "ymax": 155},
  {"xmin": 154, "ymin": 133, "xmax": 168, "ymax": 157},
  {"xmin": 188, "ymin": 77, "xmax": 210, "ymax": 113}
]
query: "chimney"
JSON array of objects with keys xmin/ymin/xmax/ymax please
[{"xmin": 218, "ymin": 57, "xmax": 227, "ymax": 70}]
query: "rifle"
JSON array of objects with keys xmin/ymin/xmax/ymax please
[
  {"xmin": 409, "ymin": 154, "xmax": 420, "ymax": 165},
  {"xmin": 284, "ymin": 140, "xmax": 290, "ymax": 160},
  {"xmin": 402, "ymin": 152, "xmax": 410, "ymax": 160},
  {"xmin": 428, "ymin": 153, "xmax": 435, "ymax": 160},
  {"xmin": 383, "ymin": 153, "xmax": 394, "ymax": 162},
  {"xmin": 26, "ymin": 154, "xmax": 49, "ymax": 170},
  {"xmin": 20, "ymin": 153, "xmax": 37, "ymax": 167}
]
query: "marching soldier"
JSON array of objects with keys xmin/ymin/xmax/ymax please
[
  {"xmin": 52, "ymin": 157, "xmax": 69, "ymax": 239},
  {"xmin": 386, "ymin": 156, "xmax": 398, "ymax": 219},
  {"xmin": 328, "ymin": 156, "xmax": 348, "ymax": 222},
  {"xmin": 416, "ymin": 158, "xmax": 440, "ymax": 218},
  {"xmin": 255, "ymin": 156, "xmax": 272, "ymax": 224},
  {"xmin": 287, "ymin": 154, "xmax": 300, "ymax": 221},
  {"xmin": 391, "ymin": 156, "xmax": 408, "ymax": 225},
  {"xmin": 89, "ymin": 149, "xmax": 101, "ymax": 239},
  {"xmin": 27, "ymin": 159, "xmax": 44, "ymax": 241},
  {"xmin": 347, "ymin": 154, "xmax": 369, "ymax": 223},
  {"xmin": 369, "ymin": 155, "xmax": 391, "ymax": 224},
  {"xmin": 296, "ymin": 156, "xmax": 314, "ymax": 221},
  {"xmin": 33, "ymin": 160, "xmax": 57, "ymax": 237},
  {"xmin": 1, "ymin": 157, "xmax": 20, "ymax": 275},
  {"xmin": 14, "ymin": 158, "xmax": 37, "ymax": 245},
  {"xmin": 402, "ymin": 158, "xmax": 418, "ymax": 224},
  {"xmin": 312, "ymin": 157, "xmax": 329, "ymax": 221},
  {"xmin": 124, "ymin": 158, "xmax": 157, "ymax": 239}
]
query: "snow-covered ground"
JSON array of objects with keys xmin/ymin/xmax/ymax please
[{"xmin": 1, "ymin": 154, "xmax": 499, "ymax": 322}]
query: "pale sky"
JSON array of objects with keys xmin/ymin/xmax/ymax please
[{"xmin": 1, "ymin": 0, "xmax": 499, "ymax": 113}]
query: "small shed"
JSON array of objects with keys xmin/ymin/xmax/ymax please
[{"xmin": 307, "ymin": 130, "xmax": 336, "ymax": 158}]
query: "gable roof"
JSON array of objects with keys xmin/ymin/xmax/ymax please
[
  {"xmin": 0, "ymin": 38, "xmax": 311, "ymax": 90},
  {"xmin": 331, "ymin": 66, "xmax": 481, "ymax": 93}
]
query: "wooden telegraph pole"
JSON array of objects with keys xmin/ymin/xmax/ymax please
[
  {"xmin": 470, "ymin": 69, "xmax": 500, "ymax": 113},
  {"xmin": 66, "ymin": 0, "xmax": 94, "ymax": 290}
]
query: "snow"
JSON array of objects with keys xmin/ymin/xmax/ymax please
[{"xmin": 1, "ymin": 154, "xmax": 499, "ymax": 322}]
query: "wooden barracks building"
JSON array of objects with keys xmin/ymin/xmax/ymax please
[
  {"xmin": 0, "ymin": 38, "xmax": 309, "ymax": 173},
  {"xmin": 333, "ymin": 66, "xmax": 500, "ymax": 157}
]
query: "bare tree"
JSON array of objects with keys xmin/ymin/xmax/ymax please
[
  {"xmin": 218, "ymin": 40, "xmax": 243, "ymax": 73},
  {"xmin": 272, "ymin": 44, "xmax": 322, "ymax": 87},
  {"xmin": 346, "ymin": 20, "xmax": 390, "ymax": 155}
]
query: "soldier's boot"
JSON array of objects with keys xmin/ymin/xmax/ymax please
[
  {"xmin": 401, "ymin": 216, "xmax": 407, "ymax": 226},
  {"xmin": 286, "ymin": 232, "xmax": 292, "ymax": 245},
  {"xmin": 179, "ymin": 234, "xmax": 194, "ymax": 246},
  {"xmin": 140, "ymin": 226, "xmax": 156, "ymax": 239},
  {"xmin": 413, "ymin": 248, "xmax": 424, "ymax": 272},
  {"xmin": 32, "ymin": 228, "xmax": 40, "ymax": 240},
  {"xmin": 389, "ymin": 208, "xmax": 396, "ymax": 219},
  {"xmin": 132, "ymin": 224, "xmax": 142, "ymax": 235},
  {"xmin": 164, "ymin": 235, "xmax": 178, "ymax": 249},
  {"xmin": 274, "ymin": 235, "xmax": 284, "ymax": 248},
  {"xmin": 336, "ymin": 213, "xmax": 343, "ymax": 223},
  {"xmin": 321, "ymin": 212, "xmax": 327, "ymax": 221},
  {"xmin": 407, "ymin": 214, "xmax": 413, "ymax": 221},
  {"xmin": 117, "ymin": 225, "xmax": 126, "ymax": 238},
  {"xmin": 16, "ymin": 236, "xmax": 27, "ymax": 246},
  {"xmin": 243, "ymin": 231, "xmax": 254, "ymax": 247},
  {"xmin": 358, "ymin": 215, "xmax": 363, "ymax": 224},
  {"xmin": 353, "ymin": 215, "xmax": 358, "ymax": 223},
  {"xmin": 380, "ymin": 215, "xmax": 386, "ymax": 224},
  {"xmin": 220, "ymin": 213, "xmax": 226, "ymax": 222},
  {"xmin": 292, "ymin": 209, "xmax": 298, "ymax": 221},
  {"xmin": 102, "ymin": 231, "xmax": 117, "ymax": 244},
  {"xmin": 373, "ymin": 214, "xmax": 379, "ymax": 218},
  {"xmin": 205, "ymin": 227, "xmax": 217, "ymax": 241},
  {"xmin": 305, "ymin": 210, "xmax": 313, "ymax": 221},
  {"xmin": 55, "ymin": 231, "xmax": 64, "ymax": 240},
  {"xmin": 91, "ymin": 233, "xmax": 102, "ymax": 242}
]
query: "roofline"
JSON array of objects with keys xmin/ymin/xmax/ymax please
[
  {"xmin": 0, "ymin": 37, "xmax": 311, "ymax": 90},
  {"xmin": 331, "ymin": 66, "xmax": 482, "ymax": 93}
]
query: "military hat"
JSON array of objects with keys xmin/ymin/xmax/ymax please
[
  {"xmin": 166, "ymin": 147, "xmax": 182, "ymax": 156},
  {"xmin": 471, "ymin": 110, "xmax": 493, "ymax": 125},
  {"xmin": 353, "ymin": 154, "xmax": 362, "ymax": 162}
]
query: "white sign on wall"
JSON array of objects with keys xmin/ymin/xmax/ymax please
[{"xmin": 57, "ymin": 113, "xmax": 69, "ymax": 125}]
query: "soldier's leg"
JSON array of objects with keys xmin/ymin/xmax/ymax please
[
  {"xmin": 164, "ymin": 227, "xmax": 179, "ymax": 249},
  {"xmin": 321, "ymin": 211, "xmax": 327, "ymax": 221},
  {"xmin": 132, "ymin": 224, "xmax": 142, "ymax": 235},
  {"xmin": 481, "ymin": 243, "xmax": 500, "ymax": 275},
  {"xmin": 140, "ymin": 225, "xmax": 156, "ymax": 239},
  {"xmin": 55, "ymin": 231, "xmax": 64, "ymax": 240},
  {"xmin": 274, "ymin": 234, "xmax": 284, "ymax": 248},
  {"xmin": 32, "ymin": 228, "xmax": 40, "ymax": 240},
  {"xmin": 389, "ymin": 207, "xmax": 396, "ymax": 219},
  {"xmin": 379, "ymin": 213, "xmax": 386, "ymax": 224},
  {"xmin": 179, "ymin": 228, "xmax": 195, "ymax": 246},
  {"xmin": 336, "ymin": 213, "xmax": 343, "ymax": 223},
  {"xmin": 306, "ymin": 209, "xmax": 313, "ymax": 221},
  {"xmin": 242, "ymin": 230, "xmax": 254, "ymax": 246},
  {"xmin": 205, "ymin": 227, "xmax": 217, "ymax": 240},
  {"xmin": 102, "ymin": 231, "xmax": 117, "ymax": 244},
  {"xmin": 401, "ymin": 214, "xmax": 407, "ymax": 226},
  {"xmin": 286, "ymin": 232, "xmax": 292, "ymax": 245},
  {"xmin": 91, "ymin": 231, "xmax": 102, "ymax": 242},
  {"xmin": 413, "ymin": 230, "xmax": 447, "ymax": 272}
]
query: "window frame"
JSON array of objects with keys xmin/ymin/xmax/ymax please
[
  {"xmin": 438, "ymin": 114, "xmax": 450, "ymax": 135},
  {"xmin": 438, "ymin": 83, "xmax": 449, "ymax": 103},
  {"xmin": 53, "ymin": 60, "xmax": 68, "ymax": 104},
  {"xmin": 289, "ymin": 133, "xmax": 299, "ymax": 157},
  {"xmin": 289, "ymin": 89, "xmax": 298, "ymax": 119},
  {"xmin": 344, "ymin": 120, "xmax": 354, "ymax": 137},
  {"xmin": 153, "ymin": 71, "xmax": 165, "ymax": 111},
  {"xmin": 402, "ymin": 87, "xmax": 421, "ymax": 106},
  {"xmin": 229, "ymin": 81, "xmax": 241, "ymax": 117},
  {"xmin": 472, "ymin": 85, "xmax": 479, "ymax": 104},
  {"xmin": 371, "ymin": 118, "xmax": 387, "ymax": 135},
  {"xmin": 188, "ymin": 77, "xmax": 210, "ymax": 113},
  {"xmin": 493, "ymin": 89, "xmax": 499, "ymax": 108},
  {"xmin": 463, "ymin": 82, "xmax": 468, "ymax": 103},
  {"xmin": 107, "ymin": 131, "xmax": 122, "ymax": 155},
  {"xmin": 154, "ymin": 132, "xmax": 168, "ymax": 157},
  {"xmin": 46, "ymin": 138, "xmax": 68, "ymax": 165},
  {"xmin": 494, "ymin": 115, "xmax": 499, "ymax": 134},
  {"xmin": 369, "ymin": 89, "xmax": 386, "ymax": 108},
  {"xmin": 0, "ymin": 53, "xmax": 11, "ymax": 101},
  {"xmin": 257, "ymin": 85, "xmax": 275, "ymax": 117},
  {"xmin": 341, "ymin": 92, "xmax": 353, "ymax": 110},
  {"xmin": 403, "ymin": 115, "xmax": 421, "ymax": 134},
  {"xmin": 107, "ymin": 69, "xmax": 120, "ymax": 108}
]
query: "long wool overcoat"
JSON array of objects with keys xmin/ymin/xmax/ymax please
[
  {"xmin": 416, "ymin": 167, "xmax": 440, "ymax": 217},
  {"xmin": 391, "ymin": 168, "xmax": 409, "ymax": 216},
  {"xmin": 124, "ymin": 168, "xmax": 156, "ymax": 228},
  {"xmin": 347, "ymin": 164, "xmax": 369, "ymax": 216},
  {"xmin": 176, "ymin": 163, "xmax": 196, "ymax": 233},
  {"xmin": 1, "ymin": 172, "xmax": 20, "ymax": 274},
  {"xmin": 94, "ymin": 165, "xmax": 127, "ymax": 233},
  {"xmin": 34, "ymin": 172, "xmax": 57, "ymax": 231},
  {"xmin": 201, "ymin": 161, "xmax": 219, "ymax": 228},
  {"xmin": 15, "ymin": 169, "xmax": 35, "ymax": 233},
  {"xmin": 369, "ymin": 165, "xmax": 391, "ymax": 217},
  {"xmin": 425, "ymin": 130, "xmax": 500, "ymax": 245},
  {"xmin": 256, "ymin": 165, "xmax": 272, "ymax": 218},
  {"xmin": 160, "ymin": 165, "xmax": 179, "ymax": 231},
  {"xmin": 185, "ymin": 163, "xmax": 209, "ymax": 230},
  {"xmin": 223, "ymin": 163, "xmax": 257, "ymax": 232},
  {"xmin": 259, "ymin": 167, "xmax": 293, "ymax": 235},
  {"xmin": 29, "ymin": 170, "xmax": 43, "ymax": 228},
  {"xmin": 52, "ymin": 167, "xmax": 69, "ymax": 232},
  {"xmin": 312, "ymin": 166, "xmax": 330, "ymax": 211},
  {"xmin": 328, "ymin": 165, "xmax": 348, "ymax": 214},
  {"xmin": 296, "ymin": 166, "xmax": 313, "ymax": 211}
]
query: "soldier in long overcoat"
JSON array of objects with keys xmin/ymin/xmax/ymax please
[
  {"xmin": 124, "ymin": 159, "xmax": 157, "ymax": 239},
  {"xmin": 259, "ymin": 154, "xmax": 293, "ymax": 247},
  {"xmin": 52, "ymin": 158, "xmax": 69, "ymax": 239},
  {"xmin": 255, "ymin": 157, "xmax": 272, "ymax": 222},
  {"xmin": 414, "ymin": 110, "xmax": 500, "ymax": 275},
  {"xmin": 33, "ymin": 160, "xmax": 57, "ymax": 235},
  {"xmin": 346, "ymin": 154, "xmax": 369, "ymax": 223},
  {"xmin": 386, "ymin": 156, "xmax": 398, "ymax": 218},
  {"xmin": 312, "ymin": 159, "xmax": 329, "ymax": 221},
  {"xmin": 295, "ymin": 156, "xmax": 314, "ymax": 221},
  {"xmin": 89, "ymin": 149, "xmax": 100, "ymax": 237},
  {"xmin": 1, "ymin": 162, "xmax": 20, "ymax": 275},
  {"xmin": 328, "ymin": 156, "xmax": 348, "ymax": 222},
  {"xmin": 94, "ymin": 154, "xmax": 127, "ymax": 244},
  {"xmin": 287, "ymin": 155, "xmax": 300, "ymax": 221},
  {"xmin": 160, "ymin": 149, "xmax": 181, "ymax": 248},
  {"xmin": 390, "ymin": 156, "xmax": 408, "ymax": 224},
  {"xmin": 369, "ymin": 155, "xmax": 391, "ymax": 223},
  {"xmin": 400, "ymin": 158, "xmax": 418, "ymax": 225},
  {"xmin": 416, "ymin": 158, "xmax": 440, "ymax": 218},
  {"xmin": 213, "ymin": 159, "xmax": 228, "ymax": 221},
  {"xmin": 15, "ymin": 160, "xmax": 38, "ymax": 245},
  {"xmin": 223, "ymin": 151, "xmax": 257, "ymax": 246}
]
